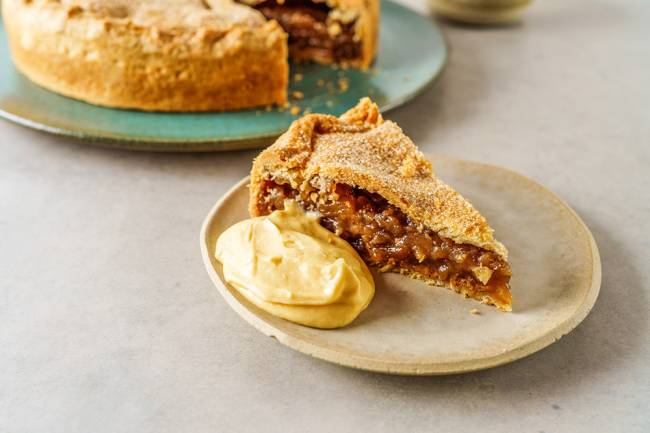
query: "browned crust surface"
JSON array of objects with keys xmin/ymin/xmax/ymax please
[
  {"xmin": 2, "ymin": 0, "xmax": 288, "ymax": 111},
  {"xmin": 356, "ymin": 0, "xmax": 380, "ymax": 69}
]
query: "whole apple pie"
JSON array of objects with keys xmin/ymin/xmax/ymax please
[{"xmin": 249, "ymin": 98, "xmax": 513, "ymax": 311}]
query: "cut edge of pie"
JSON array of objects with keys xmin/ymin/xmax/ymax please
[
  {"xmin": 239, "ymin": 0, "xmax": 380, "ymax": 69},
  {"xmin": 249, "ymin": 98, "xmax": 513, "ymax": 311}
]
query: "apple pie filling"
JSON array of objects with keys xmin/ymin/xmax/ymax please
[
  {"xmin": 250, "ymin": 0, "xmax": 361, "ymax": 62},
  {"xmin": 257, "ymin": 180, "xmax": 512, "ymax": 306}
]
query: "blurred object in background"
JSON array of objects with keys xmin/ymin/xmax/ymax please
[{"xmin": 429, "ymin": 0, "xmax": 532, "ymax": 25}]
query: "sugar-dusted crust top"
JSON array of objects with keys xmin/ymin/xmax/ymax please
[
  {"xmin": 250, "ymin": 98, "xmax": 509, "ymax": 259},
  {"xmin": 64, "ymin": 0, "xmax": 266, "ymax": 29},
  {"xmin": 5, "ymin": 0, "xmax": 284, "ymax": 55}
]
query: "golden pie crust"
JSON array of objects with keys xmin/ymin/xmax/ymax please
[
  {"xmin": 249, "ymin": 98, "xmax": 513, "ymax": 310},
  {"xmin": 2, "ymin": 0, "xmax": 379, "ymax": 111}
]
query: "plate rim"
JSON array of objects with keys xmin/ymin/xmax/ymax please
[
  {"xmin": 0, "ymin": 0, "xmax": 448, "ymax": 151},
  {"xmin": 199, "ymin": 155, "xmax": 602, "ymax": 375}
]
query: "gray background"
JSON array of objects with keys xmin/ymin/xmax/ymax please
[{"xmin": 1, "ymin": 0, "xmax": 649, "ymax": 431}]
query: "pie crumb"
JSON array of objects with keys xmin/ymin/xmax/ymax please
[
  {"xmin": 290, "ymin": 105, "xmax": 301, "ymax": 115},
  {"xmin": 293, "ymin": 73, "xmax": 303, "ymax": 82},
  {"xmin": 470, "ymin": 308, "xmax": 480, "ymax": 315},
  {"xmin": 292, "ymin": 91, "xmax": 304, "ymax": 100},
  {"xmin": 338, "ymin": 78, "xmax": 349, "ymax": 92}
]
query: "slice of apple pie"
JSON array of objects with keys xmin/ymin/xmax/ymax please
[{"xmin": 249, "ymin": 98, "xmax": 513, "ymax": 311}]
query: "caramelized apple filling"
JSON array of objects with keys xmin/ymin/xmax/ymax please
[
  {"xmin": 251, "ymin": 0, "xmax": 361, "ymax": 61},
  {"xmin": 258, "ymin": 180, "xmax": 512, "ymax": 305}
]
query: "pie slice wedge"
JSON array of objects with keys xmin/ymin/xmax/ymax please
[{"xmin": 249, "ymin": 98, "xmax": 513, "ymax": 311}]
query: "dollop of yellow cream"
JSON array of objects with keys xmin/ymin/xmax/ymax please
[{"xmin": 215, "ymin": 202, "xmax": 374, "ymax": 329}]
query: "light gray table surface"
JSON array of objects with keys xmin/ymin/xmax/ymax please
[{"xmin": 1, "ymin": 0, "xmax": 649, "ymax": 432}]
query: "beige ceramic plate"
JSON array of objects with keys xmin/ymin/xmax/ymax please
[{"xmin": 200, "ymin": 155, "xmax": 601, "ymax": 375}]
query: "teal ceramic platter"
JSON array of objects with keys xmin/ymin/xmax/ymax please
[{"xmin": 0, "ymin": 0, "xmax": 447, "ymax": 151}]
